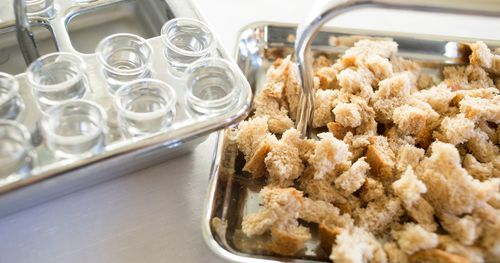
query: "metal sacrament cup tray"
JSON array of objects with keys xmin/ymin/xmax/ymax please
[
  {"xmin": 202, "ymin": 0, "xmax": 500, "ymax": 262},
  {"xmin": 0, "ymin": 0, "xmax": 251, "ymax": 217}
]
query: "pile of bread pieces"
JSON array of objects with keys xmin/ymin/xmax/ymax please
[{"xmin": 235, "ymin": 39, "xmax": 500, "ymax": 263}]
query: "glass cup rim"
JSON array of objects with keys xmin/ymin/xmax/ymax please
[
  {"xmin": 114, "ymin": 78, "xmax": 177, "ymax": 120},
  {"xmin": 185, "ymin": 58, "xmax": 239, "ymax": 105},
  {"xmin": 161, "ymin": 17, "xmax": 214, "ymax": 57},
  {"xmin": 26, "ymin": 52, "xmax": 86, "ymax": 92},
  {"xmin": 95, "ymin": 33, "xmax": 153, "ymax": 75},
  {"xmin": 0, "ymin": 120, "xmax": 31, "ymax": 148},
  {"xmin": 41, "ymin": 100, "xmax": 106, "ymax": 145},
  {"xmin": 0, "ymin": 72, "xmax": 19, "ymax": 106}
]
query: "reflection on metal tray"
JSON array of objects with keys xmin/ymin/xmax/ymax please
[
  {"xmin": 202, "ymin": 22, "xmax": 500, "ymax": 262},
  {"xmin": 0, "ymin": 0, "xmax": 251, "ymax": 217}
]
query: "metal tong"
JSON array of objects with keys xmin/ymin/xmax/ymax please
[{"xmin": 294, "ymin": 0, "xmax": 500, "ymax": 138}]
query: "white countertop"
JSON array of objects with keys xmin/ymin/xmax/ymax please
[{"xmin": 0, "ymin": 1, "xmax": 498, "ymax": 262}]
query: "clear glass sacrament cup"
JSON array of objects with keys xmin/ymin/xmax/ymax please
[
  {"xmin": 41, "ymin": 100, "xmax": 106, "ymax": 158},
  {"xmin": 161, "ymin": 18, "xmax": 215, "ymax": 77},
  {"xmin": 0, "ymin": 120, "xmax": 33, "ymax": 183},
  {"xmin": 185, "ymin": 58, "xmax": 240, "ymax": 114},
  {"xmin": 96, "ymin": 33, "xmax": 153, "ymax": 94},
  {"xmin": 27, "ymin": 52, "xmax": 89, "ymax": 111},
  {"xmin": 114, "ymin": 79, "xmax": 177, "ymax": 136},
  {"xmin": 0, "ymin": 72, "xmax": 24, "ymax": 121}
]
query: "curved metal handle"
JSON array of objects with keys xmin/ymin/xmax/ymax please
[
  {"xmin": 294, "ymin": 0, "xmax": 500, "ymax": 138},
  {"xmin": 14, "ymin": 0, "xmax": 40, "ymax": 65}
]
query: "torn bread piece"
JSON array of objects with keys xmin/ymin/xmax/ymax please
[
  {"xmin": 359, "ymin": 177, "xmax": 385, "ymax": 203},
  {"xmin": 236, "ymin": 116, "xmax": 270, "ymax": 159},
  {"xmin": 438, "ymin": 235, "xmax": 485, "ymax": 263},
  {"xmin": 309, "ymin": 132, "xmax": 352, "ymax": 180},
  {"xmin": 254, "ymin": 92, "xmax": 294, "ymax": 134},
  {"xmin": 241, "ymin": 187, "xmax": 311, "ymax": 256},
  {"xmin": 265, "ymin": 129, "xmax": 304, "ymax": 187},
  {"xmin": 333, "ymin": 102, "xmax": 363, "ymax": 128},
  {"xmin": 439, "ymin": 213, "xmax": 481, "ymax": 246},
  {"xmin": 330, "ymin": 227, "xmax": 387, "ymax": 263},
  {"xmin": 354, "ymin": 197, "xmax": 403, "ymax": 234},
  {"xmin": 384, "ymin": 242, "xmax": 409, "ymax": 263},
  {"xmin": 443, "ymin": 65, "xmax": 493, "ymax": 91},
  {"xmin": 460, "ymin": 96, "xmax": 500, "ymax": 123},
  {"xmin": 393, "ymin": 223, "xmax": 438, "ymax": 255},
  {"xmin": 392, "ymin": 167, "xmax": 427, "ymax": 207},
  {"xmin": 366, "ymin": 136, "xmax": 396, "ymax": 180},
  {"xmin": 435, "ymin": 114, "xmax": 475, "ymax": 145},
  {"xmin": 372, "ymin": 72, "xmax": 412, "ymax": 123},
  {"xmin": 327, "ymin": 122, "xmax": 354, "ymax": 140},
  {"xmin": 334, "ymin": 157, "xmax": 370, "ymax": 196},
  {"xmin": 395, "ymin": 144, "xmax": 425, "ymax": 174},
  {"xmin": 417, "ymin": 141, "xmax": 497, "ymax": 215},
  {"xmin": 463, "ymin": 154, "xmax": 499, "ymax": 181},
  {"xmin": 466, "ymin": 128, "xmax": 499, "ymax": 163},
  {"xmin": 413, "ymin": 83, "xmax": 454, "ymax": 114},
  {"xmin": 313, "ymin": 89, "xmax": 337, "ymax": 128}
]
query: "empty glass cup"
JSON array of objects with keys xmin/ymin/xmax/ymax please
[
  {"xmin": 0, "ymin": 120, "xmax": 33, "ymax": 183},
  {"xmin": 0, "ymin": 72, "xmax": 24, "ymax": 121},
  {"xmin": 185, "ymin": 58, "xmax": 239, "ymax": 114},
  {"xmin": 161, "ymin": 18, "xmax": 215, "ymax": 77},
  {"xmin": 96, "ymin": 33, "xmax": 153, "ymax": 94},
  {"xmin": 27, "ymin": 52, "xmax": 89, "ymax": 110},
  {"xmin": 25, "ymin": 0, "xmax": 54, "ymax": 17},
  {"xmin": 114, "ymin": 79, "xmax": 176, "ymax": 136},
  {"xmin": 42, "ymin": 100, "xmax": 106, "ymax": 158}
]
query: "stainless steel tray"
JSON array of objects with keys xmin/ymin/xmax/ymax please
[
  {"xmin": 0, "ymin": 0, "xmax": 251, "ymax": 217},
  {"xmin": 202, "ymin": 20, "xmax": 500, "ymax": 262}
]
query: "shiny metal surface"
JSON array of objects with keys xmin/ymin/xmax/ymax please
[
  {"xmin": 0, "ymin": 0, "xmax": 252, "ymax": 217},
  {"xmin": 202, "ymin": 21, "xmax": 500, "ymax": 262},
  {"xmin": 14, "ymin": 0, "xmax": 40, "ymax": 64},
  {"xmin": 294, "ymin": 0, "xmax": 500, "ymax": 138}
]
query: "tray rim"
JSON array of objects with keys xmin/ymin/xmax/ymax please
[{"xmin": 202, "ymin": 20, "xmax": 500, "ymax": 263}]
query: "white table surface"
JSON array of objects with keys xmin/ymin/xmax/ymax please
[{"xmin": 1, "ymin": 1, "xmax": 498, "ymax": 262}]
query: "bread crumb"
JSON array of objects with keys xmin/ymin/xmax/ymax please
[
  {"xmin": 438, "ymin": 235, "xmax": 485, "ymax": 263},
  {"xmin": 310, "ymin": 132, "xmax": 352, "ymax": 180},
  {"xmin": 466, "ymin": 128, "xmax": 499, "ymax": 163},
  {"xmin": 330, "ymin": 227, "xmax": 387, "ymax": 263},
  {"xmin": 312, "ymin": 89, "xmax": 336, "ymax": 128},
  {"xmin": 270, "ymin": 224, "xmax": 311, "ymax": 256},
  {"xmin": 334, "ymin": 157, "xmax": 370, "ymax": 196},
  {"xmin": 393, "ymin": 167, "xmax": 427, "ymax": 207},
  {"xmin": 460, "ymin": 96, "xmax": 500, "ymax": 123},
  {"xmin": 439, "ymin": 213, "xmax": 481, "ymax": 246},
  {"xmin": 463, "ymin": 154, "xmax": 497, "ymax": 181},
  {"xmin": 355, "ymin": 197, "xmax": 403, "ymax": 234},
  {"xmin": 443, "ymin": 65, "xmax": 493, "ymax": 91},
  {"xmin": 468, "ymin": 41, "xmax": 493, "ymax": 69},
  {"xmin": 358, "ymin": 179, "xmax": 384, "ymax": 206},
  {"xmin": 384, "ymin": 242, "xmax": 409, "ymax": 263},
  {"xmin": 333, "ymin": 103, "xmax": 362, "ymax": 128},
  {"xmin": 393, "ymin": 223, "xmax": 438, "ymax": 254},
  {"xmin": 327, "ymin": 122, "xmax": 354, "ymax": 140},
  {"xmin": 405, "ymin": 198, "xmax": 438, "ymax": 232},
  {"xmin": 236, "ymin": 116, "xmax": 270, "ymax": 159},
  {"xmin": 265, "ymin": 129, "xmax": 304, "ymax": 187},
  {"xmin": 417, "ymin": 142, "xmax": 496, "ymax": 215},
  {"xmin": 414, "ymin": 83, "xmax": 454, "ymax": 114},
  {"xmin": 366, "ymin": 136, "xmax": 396, "ymax": 179},
  {"xmin": 395, "ymin": 144, "xmax": 425, "ymax": 174},
  {"xmin": 436, "ymin": 114, "xmax": 476, "ymax": 145}
]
